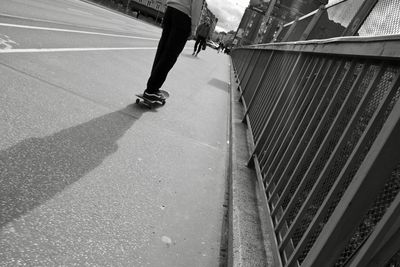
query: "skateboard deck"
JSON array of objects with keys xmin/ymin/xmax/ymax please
[{"xmin": 135, "ymin": 90, "xmax": 169, "ymax": 108}]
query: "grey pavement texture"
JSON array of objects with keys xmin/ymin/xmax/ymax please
[
  {"xmin": 228, "ymin": 68, "xmax": 281, "ymax": 267},
  {"xmin": 0, "ymin": 1, "xmax": 276, "ymax": 266},
  {"xmin": 0, "ymin": 1, "xmax": 231, "ymax": 265}
]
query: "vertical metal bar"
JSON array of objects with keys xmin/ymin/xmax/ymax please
[
  {"xmin": 238, "ymin": 49, "xmax": 253, "ymax": 82},
  {"xmin": 349, "ymin": 192, "xmax": 400, "ymax": 267},
  {"xmin": 256, "ymin": 57, "xmax": 324, "ymax": 164},
  {"xmin": 286, "ymin": 70, "xmax": 400, "ymax": 267},
  {"xmin": 263, "ymin": 60, "xmax": 345, "ymax": 187},
  {"xmin": 248, "ymin": 54, "xmax": 281, "ymax": 132},
  {"xmin": 238, "ymin": 49, "xmax": 256, "ymax": 86},
  {"xmin": 300, "ymin": 6, "xmax": 324, "ymax": 41},
  {"xmin": 260, "ymin": 59, "xmax": 337, "ymax": 178},
  {"xmin": 282, "ymin": 19, "xmax": 298, "ymax": 43},
  {"xmin": 279, "ymin": 65, "xmax": 386, "ymax": 250},
  {"xmin": 237, "ymin": 49, "xmax": 247, "ymax": 78},
  {"xmin": 256, "ymin": 54, "xmax": 319, "ymax": 167},
  {"xmin": 241, "ymin": 50, "xmax": 273, "ymax": 100},
  {"xmin": 300, "ymin": 86, "xmax": 400, "ymax": 267},
  {"xmin": 240, "ymin": 50, "xmax": 262, "ymax": 94},
  {"xmin": 249, "ymin": 52, "xmax": 288, "ymax": 137},
  {"xmin": 262, "ymin": 53, "xmax": 299, "ymax": 119},
  {"xmin": 267, "ymin": 60, "xmax": 358, "ymax": 210},
  {"xmin": 250, "ymin": 54, "xmax": 308, "ymax": 149},
  {"xmin": 242, "ymin": 50, "xmax": 275, "ymax": 114},
  {"xmin": 252, "ymin": 52, "xmax": 297, "ymax": 139},
  {"xmin": 255, "ymin": 53, "xmax": 300, "ymax": 136},
  {"xmin": 259, "ymin": 58, "xmax": 331, "ymax": 173},
  {"xmin": 271, "ymin": 63, "xmax": 369, "ymax": 220}
]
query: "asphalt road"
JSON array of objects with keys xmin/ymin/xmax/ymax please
[{"xmin": 0, "ymin": 0, "xmax": 230, "ymax": 266}]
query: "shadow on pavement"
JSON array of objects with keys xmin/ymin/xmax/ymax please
[
  {"xmin": 208, "ymin": 78, "xmax": 230, "ymax": 93},
  {"xmin": 0, "ymin": 105, "xmax": 140, "ymax": 228}
]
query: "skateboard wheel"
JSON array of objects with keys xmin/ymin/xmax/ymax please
[
  {"xmin": 136, "ymin": 99, "xmax": 140, "ymax": 104},
  {"xmin": 161, "ymin": 100, "xmax": 166, "ymax": 105}
]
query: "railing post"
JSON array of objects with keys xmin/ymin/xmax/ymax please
[
  {"xmin": 342, "ymin": 0, "xmax": 379, "ymax": 36},
  {"xmin": 281, "ymin": 18, "xmax": 298, "ymax": 43},
  {"xmin": 300, "ymin": 6, "xmax": 325, "ymax": 41}
]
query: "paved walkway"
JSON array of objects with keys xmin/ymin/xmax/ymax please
[{"xmin": 0, "ymin": 43, "xmax": 231, "ymax": 266}]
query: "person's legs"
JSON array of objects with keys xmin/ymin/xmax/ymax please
[
  {"xmin": 193, "ymin": 37, "xmax": 200, "ymax": 55},
  {"xmin": 195, "ymin": 37, "xmax": 205, "ymax": 55},
  {"xmin": 150, "ymin": 8, "xmax": 172, "ymax": 75},
  {"xmin": 145, "ymin": 7, "xmax": 191, "ymax": 98}
]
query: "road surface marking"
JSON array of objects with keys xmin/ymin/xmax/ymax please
[
  {"xmin": 0, "ymin": 47, "xmax": 159, "ymax": 53},
  {"xmin": 0, "ymin": 22, "xmax": 159, "ymax": 41},
  {"xmin": 0, "ymin": 34, "xmax": 19, "ymax": 49}
]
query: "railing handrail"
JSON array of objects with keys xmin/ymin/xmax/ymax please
[{"xmin": 234, "ymin": 35, "xmax": 400, "ymax": 59}]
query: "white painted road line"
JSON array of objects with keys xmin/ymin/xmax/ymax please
[
  {"xmin": 0, "ymin": 22, "xmax": 159, "ymax": 41},
  {"xmin": 0, "ymin": 47, "xmax": 158, "ymax": 53}
]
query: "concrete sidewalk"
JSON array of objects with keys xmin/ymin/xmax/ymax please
[{"xmin": 0, "ymin": 44, "xmax": 231, "ymax": 266}]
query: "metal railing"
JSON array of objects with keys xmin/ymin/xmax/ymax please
[{"xmin": 231, "ymin": 35, "xmax": 400, "ymax": 267}]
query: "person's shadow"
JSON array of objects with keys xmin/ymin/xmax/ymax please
[{"xmin": 0, "ymin": 105, "xmax": 140, "ymax": 228}]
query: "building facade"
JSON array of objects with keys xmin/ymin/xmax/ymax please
[
  {"xmin": 197, "ymin": 1, "xmax": 217, "ymax": 38},
  {"xmin": 125, "ymin": 0, "xmax": 217, "ymax": 35},
  {"xmin": 234, "ymin": 0, "xmax": 326, "ymax": 45},
  {"xmin": 126, "ymin": 0, "xmax": 166, "ymax": 23}
]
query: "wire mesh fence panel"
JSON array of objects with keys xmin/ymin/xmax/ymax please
[
  {"xmin": 240, "ymin": 50, "xmax": 262, "ymax": 93},
  {"xmin": 257, "ymin": 58, "xmax": 330, "ymax": 173},
  {"xmin": 247, "ymin": 52, "xmax": 302, "ymax": 142},
  {"xmin": 261, "ymin": 59, "xmax": 341, "ymax": 186},
  {"xmin": 254, "ymin": 56, "xmax": 322, "ymax": 158},
  {"xmin": 269, "ymin": 61, "xmax": 359, "ymax": 213},
  {"xmin": 238, "ymin": 49, "xmax": 256, "ymax": 82},
  {"xmin": 231, "ymin": 35, "xmax": 400, "ymax": 267},
  {"xmin": 241, "ymin": 50, "xmax": 274, "ymax": 104},
  {"xmin": 264, "ymin": 60, "xmax": 349, "ymax": 190},
  {"xmin": 357, "ymin": 0, "xmax": 400, "ymax": 36},
  {"xmin": 335, "ymin": 164, "xmax": 400, "ymax": 266},
  {"xmin": 293, "ymin": 66, "xmax": 400, "ymax": 267}
]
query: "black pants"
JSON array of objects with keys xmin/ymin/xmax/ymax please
[
  {"xmin": 194, "ymin": 36, "xmax": 206, "ymax": 54},
  {"xmin": 146, "ymin": 7, "xmax": 191, "ymax": 93}
]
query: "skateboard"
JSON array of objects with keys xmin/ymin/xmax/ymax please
[{"xmin": 135, "ymin": 90, "xmax": 169, "ymax": 109}]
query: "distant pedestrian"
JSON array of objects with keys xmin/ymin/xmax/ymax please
[
  {"xmin": 141, "ymin": 0, "xmax": 202, "ymax": 102},
  {"xmin": 192, "ymin": 19, "xmax": 210, "ymax": 57},
  {"xmin": 217, "ymin": 42, "xmax": 224, "ymax": 53}
]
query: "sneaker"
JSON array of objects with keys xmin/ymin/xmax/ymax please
[{"xmin": 143, "ymin": 90, "xmax": 166, "ymax": 102}]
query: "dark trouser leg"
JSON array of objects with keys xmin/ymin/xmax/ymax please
[
  {"xmin": 195, "ymin": 37, "xmax": 205, "ymax": 54},
  {"xmin": 146, "ymin": 7, "xmax": 191, "ymax": 93},
  {"xmin": 194, "ymin": 37, "xmax": 201, "ymax": 53}
]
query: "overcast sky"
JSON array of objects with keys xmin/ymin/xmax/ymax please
[{"xmin": 207, "ymin": 0, "xmax": 250, "ymax": 32}]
